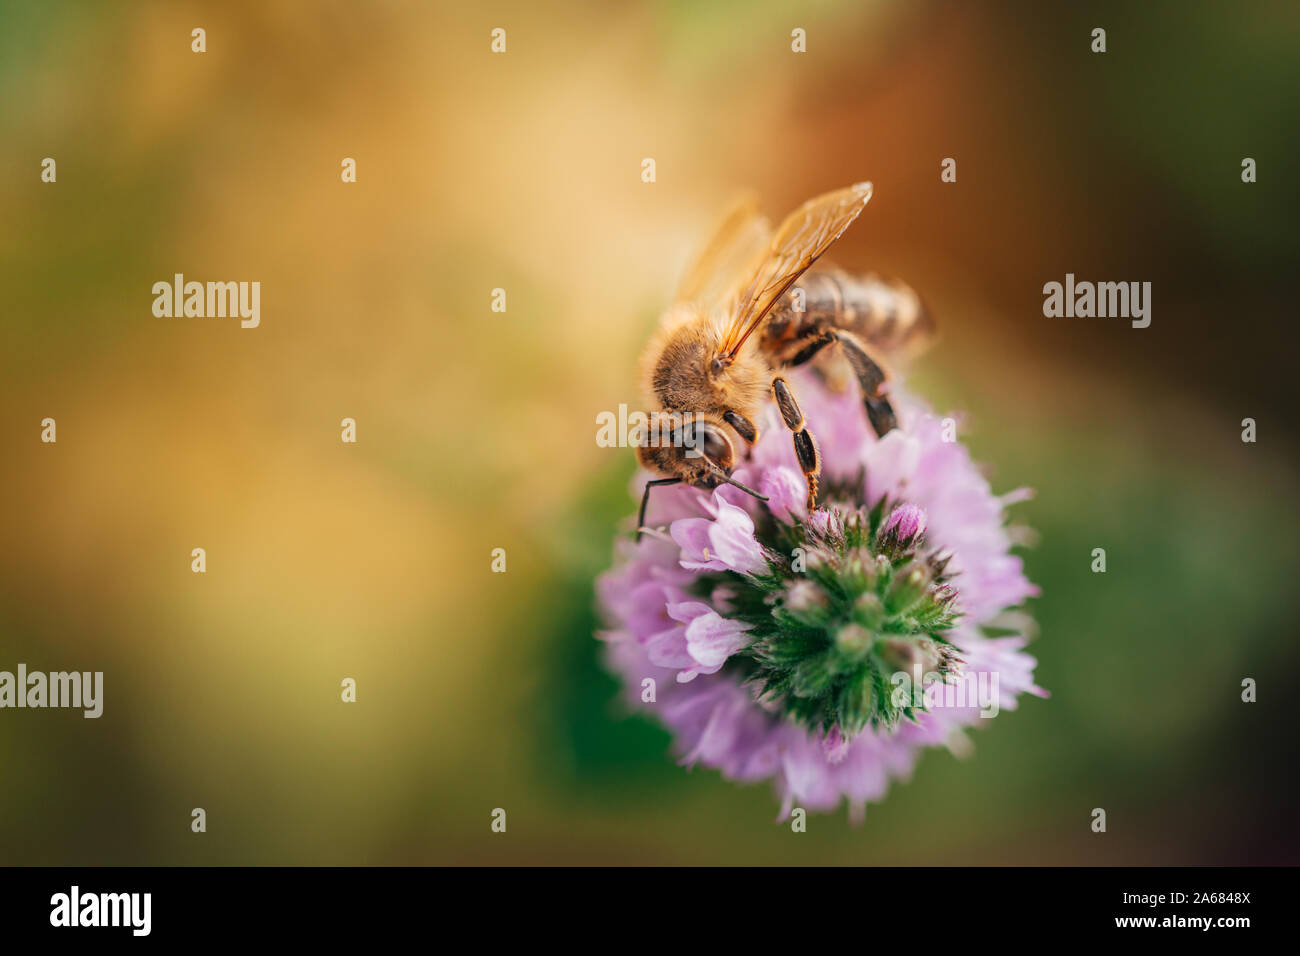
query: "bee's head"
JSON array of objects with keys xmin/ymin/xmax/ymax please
[
  {"xmin": 635, "ymin": 412, "xmax": 735, "ymax": 485},
  {"xmin": 633, "ymin": 412, "xmax": 768, "ymax": 541}
]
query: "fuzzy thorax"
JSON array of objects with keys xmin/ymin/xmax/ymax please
[{"xmin": 641, "ymin": 306, "xmax": 770, "ymax": 422}]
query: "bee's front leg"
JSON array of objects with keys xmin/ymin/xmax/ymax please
[
  {"xmin": 722, "ymin": 410, "xmax": 758, "ymax": 445},
  {"xmin": 636, "ymin": 477, "xmax": 682, "ymax": 542}
]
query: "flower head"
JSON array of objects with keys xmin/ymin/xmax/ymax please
[{"xmin": 597, "ymin": 370, "xmax": 1043, "ymax": 820}]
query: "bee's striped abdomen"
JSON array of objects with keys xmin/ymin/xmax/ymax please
[{"xmin": 762, "ymin": 268, "xmax": 934, "ymax": 361}]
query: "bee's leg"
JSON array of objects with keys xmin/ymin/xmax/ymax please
[
  {"xmin": 771, "ymin": 377, "xmax": 821, "ymax": 512},
  {"xmin": 722, "ymin": 410, "xmax": 758, "ymax": 445},
  {"xmin": 784, "ymin": 330, "xmax": 853, "ymax": 394},
  {"xmin": 637, "ymin": 477, "xmax": 681, "ymax": 542},
  {"xmin": 833, "ymin": 329, "xmax": 898, "ymax": 437},
  {"xmin": 782, "ymin": 328, "xmax": 837, "ymax": 368}
]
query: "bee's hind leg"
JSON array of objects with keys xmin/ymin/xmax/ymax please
[
  {"xmin": 833, "ymin": 330, "xmax": 898, "ymax": 437},
  {"xmin": 793, "ymin": 330, "xmax": 853, "ymax": 395},
  {"xmin": 771, "ymin": 377, "xmax": 821, "ymax": 512},
  {"xmin": 779, "ymin": 327, "xmax": 898, "ymax": 438},
  {"xmin": 782, "ymin": 328, "xmax": 837, "ymax": 369}
]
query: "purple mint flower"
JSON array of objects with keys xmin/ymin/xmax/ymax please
[
  {"xmin": 597, "ymin": 369, "xmax": 1043, "ymax": 821},
  {"xmin": 645, "ymin": 600, "xmax": 754, "ymax": 683},
  {"xmin": 670, "ymin": 495, "xmax": 767, "ymax": 575},
  {"xmin": 758, "ymin": 465, "xmax": 809, "ymax": 525}
]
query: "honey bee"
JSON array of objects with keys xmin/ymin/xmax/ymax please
[{"xmin": 635, "ymin": 182, "xmax": 934, "ymax": 538}]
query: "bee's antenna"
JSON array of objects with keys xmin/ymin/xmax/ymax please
[
  {"xmin": 719, "ymin": 475, "xmax": 769, "ymax": 502},
  {"xmin": 701, "ymin": 457, "xmax": 769, "ymax": 503},
  {"xmin": 635, "ymin": 471, "xmax": 767, "ymax": 545}
]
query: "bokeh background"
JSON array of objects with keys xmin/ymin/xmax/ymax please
[{"xmin": 2, "ymin": 0, "xmax": 1298, "ymax": 864}]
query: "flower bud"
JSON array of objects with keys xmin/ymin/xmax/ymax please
[
  {"xmin": 878, "ymin": 636, "xmax": 955, "ymax": 677},
  {"xmin": 834, "ymin": 622, "xmax": 873, "ymax": 657},
  {"xmin": 877, "ymin": 637, "xmax": 923, "ymax": 673},
  {"xmin": 782, "ymin": 579, "xmax": 829, "ymax": 624},
  {"xmin": 931, "ymin": 583, "xmax": 958, "ymax": 610},
  {"xmin": 852, "ymin": 592, "xmax": 886, "ymax": 630},
  {"xmin": 927, "ymin": 548, "xmax": 954, "ymax": 578},
  {"xmin": 821, "ymin": 726, "xmax": 851, "ymax": 764},
  {"xmin": 878, "ymin": 503, "xmax": 927, "ymax": 558},
  {"xmin": 885, "ymin": 560, "xmax": 931, "ymax": 614}
]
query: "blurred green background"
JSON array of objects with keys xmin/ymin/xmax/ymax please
[{"xmin": 2, "ymin": 0, "xmax": 1298, "ymax": 864}]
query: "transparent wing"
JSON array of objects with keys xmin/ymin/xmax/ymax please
[
  {"xmin": 675, "ymin": 193, "xmax": 772, "ymax": 313},
  {"xmin": 719, "ymin": 182, "xmax": 873, "ymax": 358}
]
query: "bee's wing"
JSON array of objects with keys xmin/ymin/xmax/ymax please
[
  {"xmin": 718, "ymin": 182, "xmax": 873, "ymax": 358},
  {"xmin": 675, "ymin": 193, "xmax": 772, "ymax": 313}
]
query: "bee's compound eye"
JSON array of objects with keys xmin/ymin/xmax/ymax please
[{"xmin": 692, "ymin": 421, "xmax": 733, "ymax": 471}]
